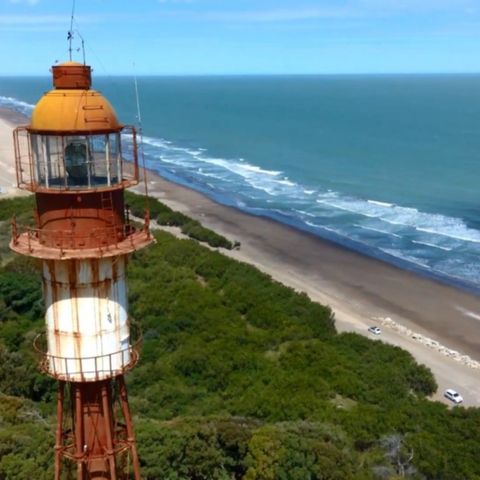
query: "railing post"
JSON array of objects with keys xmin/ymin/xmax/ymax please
[
  {"xmin": 54, "ymin": 381, "xmax": 65, "ymax": 480},
  {"xmin": 26, "ymin": 130, "xmax": 34, "ymax": 190},
  {"xmin": 80, "ymin": 357, "xmax": 84, "ymax": 383},
  {"xmin": 13, "ymin": 128, "xmax": 21, "ymax": 187},
  {"xmin": 145, "ymin": 209, "xmax": 151, "ymax": 238},
  {"xmin": 11, "ymin": 215, "xmax": 17, "ymax": 244}
]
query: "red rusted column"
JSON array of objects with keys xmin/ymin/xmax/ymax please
[
  {"xmin": 118, "ymin": 375, "xmax": 141, "ymax": 480},
  {"xmin": 54, "ymin": 381, "xmax": 65, "ymax": 480},
  {"xmin": 74, "ymin": 385, "xmax": 85, "ymax": 480},
  {"xmin": 101, "ymin": 382, "xmax": 118, "ymax": 480}
]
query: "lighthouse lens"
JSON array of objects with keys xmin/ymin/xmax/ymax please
[{"xmin": 65, "ymin": 141, "xmax": 88, "ymax": 185}]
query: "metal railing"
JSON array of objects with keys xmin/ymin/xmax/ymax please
[
  {"xmin": 12, "ymin": 221, "xmax": 132, "ymax": 248},
  {"xmin": 13, "ymin": 126, "xmax": 140, "ymax": 193},
  {"xmin": 11, "ymin": 214, "xmax": 151, "ymax": 256},
  {"xmin": 33, "ymin": 321, "xmax": 143, "ymax": 382}
]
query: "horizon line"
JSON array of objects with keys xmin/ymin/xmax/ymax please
[{"xmin": 1, "ymin": 71, "xmax": 480, "ymax": 78}]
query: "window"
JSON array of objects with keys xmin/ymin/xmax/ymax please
[
  {"xmin": 65, "ymin": 141, "xmax": 88, "ymax": 186},
  {"xmin": 29, "ymin": 133, "xmax": 123, "ymax": 189}
]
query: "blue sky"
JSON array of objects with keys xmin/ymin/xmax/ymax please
[{"xmin": 1, "ymin": 0, "xmax": 480, "ymax": 75}]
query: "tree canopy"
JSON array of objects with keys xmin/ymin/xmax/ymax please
[{"xmin": 0, "ymin": 194, "xmax": 478, "ymax": 479}]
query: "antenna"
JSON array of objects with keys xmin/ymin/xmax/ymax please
[
  {"xmin": 134, "ymin": 66, "xmax": 142, "ymax": 127},
  {"xmin": 67, "ymin": 2, "xmax": 87, "ymax": 65},
  {"xmin": 68, "ymin": 0, "xmax": 76, "ymax": 61},
  {"xmin": 133, "ymin": 64, "xmax": 150, "ymax": 201},
  {"xmin": 76, "ymin": 29, "xmax": 86, "ymax": 65}
]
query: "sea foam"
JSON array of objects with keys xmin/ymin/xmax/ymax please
[
  {"xmin": 134, "ymin": 131, "xmax": 480, "ymax": 288},
  {"xmin": 317, "ymin": 195, "xmax": 480, "ymax": 244},
  {"xmin": 4, "ymin": 90, "xmax": 480, "ymax": 288},
  {"xmin": 0, "ymin": 96, "xmax": 34, "ymax": 116}
]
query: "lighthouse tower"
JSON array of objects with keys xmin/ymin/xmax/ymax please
[{"xmin": 11, "ymin": 62, "xmax": 152, "ymax": 479}]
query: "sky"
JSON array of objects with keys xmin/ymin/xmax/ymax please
[{"xmin": 1, "ymin": 0, "xmax": 480, "ymax": 75}]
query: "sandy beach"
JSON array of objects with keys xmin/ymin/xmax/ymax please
[
  {"xmin": 134, "ymin": 174, "xmax": 480, "ymax": 405},
  {"xmin": 1, "ymin": 108, "xmax": 479, "ymax": 407},
  {"xmin": 0, "ymin": 108, "xmax": 27, "ymax": 196}
]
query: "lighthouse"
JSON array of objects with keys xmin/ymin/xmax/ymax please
[{"xmin": 11, "ymin": 61, "xmax": 152, "ymax": 479}]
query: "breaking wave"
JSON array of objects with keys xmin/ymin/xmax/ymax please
[
  {"xmin": 3, "ymin": 93, "xmax": 480, "ymax": 289},
  {"xmin": 0, "ymin": 96, "xmax": 34, "ymax": 116},
  {"xmin": 317, "ymin": 194, "xmax": 480, "ymax": 244},
  {"xmin": 137, "ymin": 131, "xmax": 480, "ymax": 288}
]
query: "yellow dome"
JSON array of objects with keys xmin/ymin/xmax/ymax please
[
  {"xmin": 57, "ymin": 61, "xmax": 84, "ymax": 67},
  {"xmin": 29, "ymin": 89, "xmax": 122, "ymax": 133}
]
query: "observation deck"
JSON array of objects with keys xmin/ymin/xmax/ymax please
[
  {"xmin": 33, "ymin": 321, "xmax": 142, "ymax": 382},
  {"xmin": 10, "ymin": 218, "xmax": 153, "ymax": 259}
]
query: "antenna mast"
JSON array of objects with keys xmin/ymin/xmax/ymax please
[
  {"xmin": 134, "ymin": 68, "xmax": 142, "ymax": 127},
  {"xmin": 133, "ymin": 64, "xmax": 150, "ymax": 201},
  {"xmin": 68, "ymin": 0, "xmax": 76, "ymax": 61},
  {"xmin": 76, "ymin": 30, "xmax": 86, "ymax": 65}
]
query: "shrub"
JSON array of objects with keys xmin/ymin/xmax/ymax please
[{"xmin": 125, "ymin": 191, "xmax": 233, "ymax": 249}]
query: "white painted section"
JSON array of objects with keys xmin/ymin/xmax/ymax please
[{"xmin": 42, "ymin": 256, "xmax": 131, "ymax": 381}]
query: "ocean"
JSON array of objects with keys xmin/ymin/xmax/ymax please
[{"xmin": 2, "ymin": 74, "xmax": 480, "ymax": 291}]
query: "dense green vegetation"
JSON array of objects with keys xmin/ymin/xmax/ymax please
[
  {"xmin": 125, "ymin": 191, "xmax": 236, "ymax": 249},
  {"xmin": 0, "ymin": 194, "xmax": 479, "ymax": 479}
]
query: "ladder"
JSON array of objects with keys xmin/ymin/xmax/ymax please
[{"xmin": 100, "ymin": 191, "xmax": 117, "ymax": 246}]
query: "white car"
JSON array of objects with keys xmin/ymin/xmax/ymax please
[
  {"xmin": 368, "ymin": 326, "xmax": 381, "ymax": 335},
  {"xmin": 444, "ymin": 389, "xmax": 463, "ymax": 404}
]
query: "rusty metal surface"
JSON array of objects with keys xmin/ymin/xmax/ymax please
[
  {"xmin": 10, "ymin": 225, "xmax": 153, "ymax": 259},
  {"xmin": 38, "ymin": 257, "xmax": 132, "ymax": 382},
  {"xmin": 52, "ymin": 63, "xmax": 92, "ymax": 90},
  {"xmin": 34, "ymin": 331, "xmax": 141, "ymax": 382},
  {"xmin": 54, "ymin": 381, "xmax": 65, "ymax": 480},
  {"xmin": 35, "ymin": 189, "xmax": 126, "ymax": 249},
  {"xmin": 53, "ymin": 378, "xmax": 141, "ymax": 480}
]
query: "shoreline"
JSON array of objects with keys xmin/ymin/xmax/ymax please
[
  {"xmin": 140, "ymin": 174, "xmax": 480, "ymax": 405},
  {"xmin": 144, "ymin": 170, "xmax": 480, "ymax": 297},
  {"xmin": 136, "ymin": 173, "xmax": 480, "ymax": 356},
  {"xmin": 0, "ymin": 107, "xmax": 479, "ymax": 406}
]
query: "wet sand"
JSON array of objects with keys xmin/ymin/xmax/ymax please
[{"xmin": 1, "ymin": 108, "xmax": 479, "ymax": 406}]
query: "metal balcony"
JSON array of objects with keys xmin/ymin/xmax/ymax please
[{"xmin": 33, "ymin": 321, "xmax": 143, "ymax": 382}]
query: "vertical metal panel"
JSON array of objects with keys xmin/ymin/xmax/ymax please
[
  {"xmin": 43, "ymin": 256, "xmax": 130, "ymax": 381},
  {"xmin": 42, "ymin": 137, "xmax": 50, "ymax": 188}
]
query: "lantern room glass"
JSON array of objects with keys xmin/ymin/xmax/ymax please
[{"xmin": 30, "ymin": 133, "xmax": 122, "ymax": 189}]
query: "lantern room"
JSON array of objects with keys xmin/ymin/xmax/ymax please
[
  {"xmin": 13, "ymin": 61, "xmax": 139, "ymax": 192},
  {"xmin": 10, "ymin": 61, "xmax": 151, "ymax": 257}
]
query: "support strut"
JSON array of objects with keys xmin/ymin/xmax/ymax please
[{"xmin": 54, "ymin": 376, "xmax": 140, "ymax": 480}]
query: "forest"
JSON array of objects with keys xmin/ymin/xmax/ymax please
[{"xmin": 0, "ymin": 194, "xmax": 479, "ymax": 479}]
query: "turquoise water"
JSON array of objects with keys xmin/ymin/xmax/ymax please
[{"xmin": 2, "ymin": 75, "xmax": 480, "ymax": 290}]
